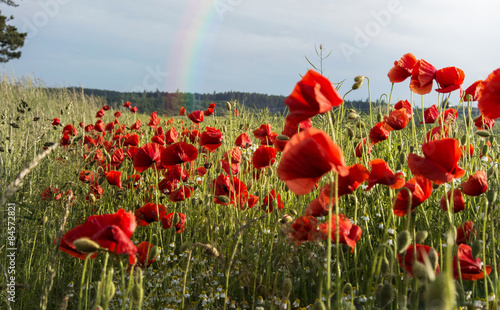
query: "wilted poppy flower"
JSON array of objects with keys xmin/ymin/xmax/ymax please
[
  {"xmin": 474, "ymin": 115, "xmax": 494, "ymax": 130},
  {"xmin": 456, "ymin": 221, "xmax": 477, "ymax": 245},
  {"xmin": 277, "ymin": 128, "xmax": 348, "ymax": 195},
  {"xmin": 385, "ymin": 108, "xmax": 409, "ymax": 130},
  {"xmin": 136, "ymin": 242, "xmax": 158, "ymax": 268},
  {"xmin": 408, "ymin": 138, "xmax": 465, "ymax": 184},
  {"xmin": 410, "ymin": 59, "xmax": 436, "ymax": 95},
  {"xmin": 354, "ymin": 138, "xmax": 372, "ymax": 158},
  {"xmin": 393, "ymin": 176, "xmax": 433, "ymax": 217},
  {"xmin": 105, "ymin": 170, "xmax": 122, "ymax": 190},
  {"xmin": 282, "ymin": 118, "xmax": 313, "ymax": 139},
  {"xmin": 199, "ymin": 127, "xmax": 223, "ymax": 151},
  {"xmin": 187, "ymin": 110, "xmax": 204, "ymax": 123},
  {"xmin": 161, "ymin": 142, "xmax": 198, "ymax": 167},
  {"xmin": 453, "ymin": 244, "xmax": 491, "ymax": 280},
  {"xmin": 420, "ymin": 104, "xmax": 439, "ymax": 124},
  {"xmin": 461, "ymin": 170, "xmax": 488, "ymax": 196},
  {"xmin": 235, "ymin": 133, "xmax": 252, "ymax": 148},
  {"xmin": 161, "ymin": 212, "xmax": 187, "ymax": 233},
  {"xmin": 398, "ymin": 244, "xmax": 440, "ymax": 277},
  {"xmin": 179, "ymin": 106, "xmax": 186, "ymax": 116},
  {"xmin": 123, "ymin": 134, "xmax": 140, "ymax": 147},
  {"xmin": 52, "ymin": 118, "xmax": 61, "ymax": 126},
  {"xmin": 135, "ymin": 203, "xmax": 167, "ymax": 226},
  {"xmin": 435, "ymin": 67, "xmax": 465, "ymax": 93},
  {"xmin": 366, "ymin": 159, "xmax": 405, "ymax": 191},
  {"xmin": 440, "ymin": 188, "xmax": 465, "ymax": 213},
  {"xmin": 288, "ymin": 215, "xmax": 319, "ymax": 244},
  {"xmin": 165, "ymin": 127, "xmax": 179, "ymax": 145},
  {"xmin": 314, "ymin": 214, "xmax": 362, "ymax": 251},
  {"xmin": 170, "ymin": 185, "xmax": 193, "ymax": 202},
  {"xmin": 60, "ymin": 209, "xmax": 137, "ymax": 264},
  {"xmin": 388, "ymin": 53, "xmax": 417, "ymax": 83},
  {"xmin": 369, "ymin": 122, "xmax": 391, "ymax": 145},
  {"xmin": 130, "ymin": 106, "xmax": 138, "ymax": 113},
  {"xmin": 284, "ymin": 69, "xmax": 343, "ymax": 123},
  {"xmin": 478, "ymin": 68, "xmax": 500, "ymax": 120},
  {"xmin": 464, "ymin": 80, "xmax": 483, "ymax": 101},
  {"xmin": 261, "ymin": 189, "xmax": 284, "ymax": 213},
  {"xmin": 394, "ymin": 100, "xmax": 413, "ymax": 119},
  {"xmin": 133, "ymin": 143, "xmax": 164, "ymax": 173},
  {"xmin": 252, "ymin": 146, "xmax": 277, "ymax": 169}
]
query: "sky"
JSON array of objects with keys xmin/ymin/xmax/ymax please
[{"xmin": 2, "ymin": 0, "xmax": 500, "ymax": 105}]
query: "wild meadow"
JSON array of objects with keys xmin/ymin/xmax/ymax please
[{"xmin": 1, "ymin": 53, "xmax": 500, "ymax": 310}]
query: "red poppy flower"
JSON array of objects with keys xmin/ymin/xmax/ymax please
[
  {"xmin": 130, "ymin": 119, "xmax": 141, "ymax": 131},
  {"xmin": 288, "ymin": 215, "xmax": 319, "ymax": 244},
  {"xmin": 354, "ymin": 138, "xmax": 372, "ymax": 158},
  {"xmin": 456, "ymin": 221, "xmax": 477, "ymax": 245},
  {"xmin": 388, "ymin": 53, "xmax": 417, "ymax": 83},
  {"xmin": 187, "ymin": 110, "xmax": 204, "ymax": 123},
  {"xmin": 160, "ymin": 142, "xmax": 198, "ymax": 167},
  {"xmin": 161, "ymin": 212, "xmax": 187, "ymax": 233},
  {"xmin": 211, "ymin": 174, "xmax": 248, "ymax": 206},
  {"xmin": 425, "ymin": 125, "xmax": 449, "ymax": 142},
  {"xmin": 464, "ymin": 80, "xmax": 483, "ymax": 101},
  {"xmin": 439, "ymin": 108, "xmax": 458, "ymax": 125},
  {"xmin": 79, "ymin": 171, "xmax": 97, "ymax": 184},
  {"xmin": 420, "ymin": 104, "xmax": 439, "ymax": 124},
  {"xmin": 366, "ymin": 159, "xmax": 405, "ymax": 191},
  {"xmin": 474, "ymin": 115, "xmax": 494, "ymax": 130},
  {"xmin": 105, "ymin": 170, "xmax": 122, "ymax": 190},
  {"xmin": 62, "ymin": 124, "xmax": 76, "ymax": 136},
  {"xmin": 84, "ymin": 124, "xmax": 94, "ymax": 132},
  {"xmin": 369, "ymin": 122, "xmax": 391, "ymax": 145},
  {"xmin": 305, "ymin": 185, "xmax": 334, "ymax": 217},
  {"xmin": 460, "ymin": 143, "xmax": 474, "ymax": 158},
  {"xmin": 41, "ymin": 187, "xmax": 60, "ymax": 200},
  {"xmin": 124, "ymin": 101, "xmax": 131, "ymax": 108},
  {"xmin": 196, "ymin": 166, "xmax": 207, "ymax": 177},
  {"xmin": 435, "ymin": 67, "xmax": 465, "ymax": 93},
  {"xmin": 52, "ymin": 118, "xmax": 61, "ymax": 126},
  {"xmin": 133, "ymin": 143, "xmax": 164, "ymax": 173},
  {"xmin": 282, "ymin": 118, "xmax": 313, "ymax": 138},
  {"xmin": 135, "ymin": 203, "xmax": 167, "ymax": 226},
  {"xmin": 96, "ymin": 108, "xmax": 105, "ymax": 118},
  {"xmin": 440, "ymin": 188, "xmax": 465, "ymax": 213},
  {"xmin": 398, "ymin": 244, "xmax": 440, "ymax": 277},
  {"xmin": 60, "ymin": 133, "xmax": 71, "ymax": 146},
  {"xmin": 105, "ymin": 122, "xmax": 115, "ymax": 132},
  {"xmin": 314, "ymin": 214, "xmax": 362, "ymax": 252},
  {"xmin": 478, "ymin": 68, "xmax": 500, "ymax": 119},
  {"xmin": 253, "ymin": 124, "xmax": 274, "ymax": 144},
  {"xmin": 274, "ymin": 135, "xmax": 289, "ymax": 152},
  {"xmin": 261, "ymin": 189, "xmax": 284, "ymax": 213},
  {"xmin": 94, "ymin": 120, "xmax": 105, "ymax": 133},
  {"xmin": 329, "ymin": 164, "xmax": 369, "ymax": 197},
  {"xmin": 233, "ymin": 109, "xmax": 239, "ymax": 116},
  {"xmin": 130, "ymin": 106, "xmax": 138, "ymax": 113},
  {"xmin": 410, "ymin": 59, "xmax": 436, "ymax": 95},
  {"xmin": 247, "ymin": 194, "xmax": 259, "ymax": 209},
  {"xmin": 136, "ymin": 242, "xmax": 158, "ymax": 268},
  {"xmin": 165, "ymin": 165, "xmax": 189, "ymax": 183},
  {"xmin": 179, "ymin": 106, "xmax": 186, "ymax": 116},
  {"xmin": 114, "ymin": 111, "xmax": 122, "ymax": 118},
  {"xmin": 385, "ymin": 108, "xmax": 409, "ymax": 130},
  {"xmin": 204, "ymin": 107, "xmax": 214, "ymax": 116},
  {"xmin": 284, "ymin": 69, "xmax": 343, "ymax": 123},
  {"xmin": 394, "ymin": 100, "xmax": 413, "ymax": 119},
  {"xmin": 224, "ymin": 147, "xmax": 242, "ymax": 164},
  {"xmin": 181, "ymin": 129, "xmax": 201, "ymax": 144},
  {"xmin": 123, "ymin": 134, "xmax": 140, "ymax": 147},
  {"xmin": 235, "ymin": 133, "xmax": 252, "ymax": 148},
  {"xmin": 151, "ymin": 134, "xmax": 165, "ymax": 145},
  {"xmin": 408, "ymin": 138, "xmax": 465, "ymax": 184},
  {"xmin": 126, "ymin": 146, "xmax": 139, "ymax": 160},
  {"xmin": 165, "ymin": 127, "xmax": 179, "ymax": 145},
  {"xmin": 221, "ymin": 158, "xmax": 240, "ymax": 175},
  {"xmin": 60, "ymin": 209, "xmax": 137, "ymax": 264},
  {"xmin": 461, "ymin": 170, "xmax": 488, "ymax": 196},
  {"xmin": 393, "ymin": 176, "xmax": 433, "ymax": 217},
  {"xmin": 252, "ymin": 146, "xmax": 277, "ymax": 169},
  {"xmin": 148, "ymin": 111, "xmax": 161, "ymax": 129},
  {"xmin": 453, "ymin": 244, "xmax": 491, "ymax": 281},
  {"xmin": 277, "ymin": 128, "xmax": 348, "ymax": 195},
  {"xmin": 170, "ymin": 185, "xmax": 193, "ymax": 202},
  {"xmin": 199, "ymin": 127, "xmax": 223, "ymax": 151}
]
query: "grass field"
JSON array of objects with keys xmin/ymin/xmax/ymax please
[{"xmin": 1, "ymin": 64, "xmax": 499, "ymax": 310}]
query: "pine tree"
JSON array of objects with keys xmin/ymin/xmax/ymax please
[{"xmin": 0, "ymin": 0, "xmax": 26, "ymax": 62}]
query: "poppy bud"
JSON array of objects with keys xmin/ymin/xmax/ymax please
[
  {"xmin": 290, "ymin": 209, "xmax": 298, "ymax": 216},
  {"xmin": 473, "ymin": 115, "xmax": 482, "ymax": 122},
  {"xmin": 247, "ymin": 179, "xmax": 253, "ymax": 191},
  {"xmin": 267, "ymin": 168, "xmax": 274, "ymax": 178},
  {"xmin": 226, "ymin": 101, "xmax": 232, "ymax": 111},
  {"xmin": 482, "ymin": 144, "xmax": 489, "ymax": 156},
  {"xmin": 487, "ymin": 189, "xmax": 497, "ymax": 204},
  {"xmin": 346, "ymin": 127, "xmax": 354, "ymax": 139},
  {"xmin": 132, "ymin": 283, "xmax": 144, "ymax": 303},
  {"xmin": 216, "ymin": 195, "xmax": 231, "ymax": 204},
  {"xmin": 471, "ymin": 240, "xmax": 482, "ymax": 259},
  {"xmin": 347, "ymin": 112, "xmax": 359, "ymax": 120},
  {"xmin": 428, "ymin": 247, "xmax": 438, "ymax": 272},
  {"xmin": 148, "ymin": 245, "xmax": 160, "ymax": 261},
  {"xmin": 397, "ymin": 230, "xmax": 412, "ymax": 254},
  {"xmin": 426, "ymin": 274, "xmax": 455, "ymax": 310},
  {"xmin": 377, "ymin": 113, "xmax": 383, "ymax": 123},
  {"xmin": 312, "ymin": 300, "xmax": 327, "ymax": 310},
  {"xmin": 476, "ymin": 130, "xmax": 490, "ymax": 138},
  {"xmin": 352, "ymin": 82, "xmax": 362, "ymax": 90},
  {"xmin": 73, "ymin": 237, "xmax": 100, "ymax": 253},
  {"xmin": 399, "ymin": 152, "xmax": 405, "ymax": 165},
  {"xmin": 376, "ymin": 282, "xmax": 393, "ymax": 309},
  {"xmin": 203, "ymin": 244, "xmax": 220, "ymax": 258},
  {"xmin": 277, "ymin": 134, "xmax": 290, "ymax": 141},
  {"xmin": 356, "ymin": 120, "xmax": 365, "ymax": 128},
  {"xmin": 354, "ymin": 75, "xmax": 365, "ymax": 83},
  {"xmin": 282, "ymin": 278, "xmax": 292, "ymax": 298},
  {"xmin": 279, "ymin": 214, "xmax": 293, "ymax": 224},
  {"xmin": 415, "ymin": 230, "xmax": 429, "ymax": 244},
  {"xmin": 460, "ymin": 135, "xmax": 467, "ymax": 145},
  {"xmin": 380, "ymin": 256, "xmax": 390, "ymax": 276},
  {"xmin": 487, "ymin": 165, "xmax": 497, "ymax": 178},
  {"xmin": 412, "ymin": 261, "xmax": 429, "ymax": 282}
]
